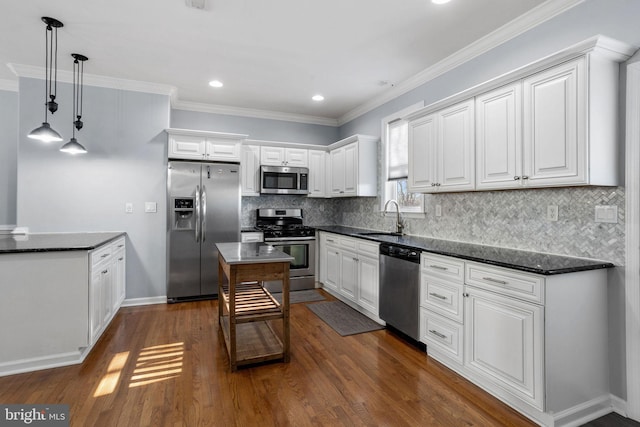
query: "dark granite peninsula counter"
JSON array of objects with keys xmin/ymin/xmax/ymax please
[
  {"xmin": 0, "ymin": 232, "xmax": 125, "ymax": 253},
  {"xmin": 0, "ymin": 232, "xmax": 126, "ymax": 376},
  {"xmin": 315, "ymin": 225, "xmax": 613, "ymax": 275}
]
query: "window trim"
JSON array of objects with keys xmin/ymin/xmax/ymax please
[{"xmin": 380, "ymin": 101, "xmax": 425, "ymax": 214}]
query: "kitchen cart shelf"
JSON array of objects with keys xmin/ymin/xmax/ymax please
[{"xmin": 216, "ymin": 246, "xmax": 291, "ymax": 372}]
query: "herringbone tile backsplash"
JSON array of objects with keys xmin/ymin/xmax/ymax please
[{"xmin": 242, "ymin": 186, "xmax": 625, "ymax": 266}]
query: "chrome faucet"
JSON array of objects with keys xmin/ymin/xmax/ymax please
[{"xmin": 383, "ymin": 199, "xmax": 405, "ymax": 235}]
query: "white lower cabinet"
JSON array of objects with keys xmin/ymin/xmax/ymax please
[
  {"xmin": 89, "ymin": 237, "xmax": 126, "ymax": 345},
  {"xmin": 317, "ymin": 232, "xmax": 380, "ymax": 318},
  {"xmin": 465, "ymin": 286, "xmax": 544, "ymax": 410},
  {"xmin": 420, "ymin": 254, "xmax": 610, "ymax": 426}
]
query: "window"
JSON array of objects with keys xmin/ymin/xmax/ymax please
[{"xmin": 381, "ymin": 102, "xmax": 425, "ymax": 214}]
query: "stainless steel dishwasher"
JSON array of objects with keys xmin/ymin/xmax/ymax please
[{"xmin": 379, "ymin": 243, "xmax": 421, "ymax": 341}]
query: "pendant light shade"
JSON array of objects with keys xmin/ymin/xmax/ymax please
[
  {"xmin": 28, "ymin": 122, "xmax": 63, "ymax": 143},
  {"xmin": 28, "ymin": 17, "xmax": 64, "ymax": 143},
  {"xmin": 60, "ymin": 53, "xmax": 88, "ymax": 154}
]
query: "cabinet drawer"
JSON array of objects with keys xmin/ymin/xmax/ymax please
[
  {"xmin": 323, "ymin": 233, "xmax": 339, "ymax": 247},
  {"xmin": 421, "ymin": 274, "xmax": 463, "ymax": 323},
  {"xmin": 420, "ymin": 308, "xmax": 463, "ymax": 364},
  {"xmin": 356, "ymin": 240, "xmax": 379, "ymax": 257},
  {"xmin": 111, "ymin": 237, "xmax": 126, "ymax": 252},
  {"xmin": 339, "ymin": 236, "xmax": 357, "ymax": 251},
  {"xmin": 421, "ymin": 253, "xmax": 464, "ymax": 283},
  {"xmin": 90, "ymin": 245, "xmax": 113, "ymax": 269},
  {"xmin": 466, "ymin": 262, "xmax": 544, "ymax": 304}
]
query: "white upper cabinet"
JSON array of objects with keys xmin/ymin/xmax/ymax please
[
  {"xmin": 241, "ymin": 144, "xmax": 260, "ymax": 196},
  {"xmin": 166, "ymin": 129, "xmax": 247, "ymax": 162},
  {"xmin": 329, "ymin": 135, "xmax": 377, "ymax": 198},
  {"xmin": 307, "ymin": 149, "xmax": 327, "ymax": 198},
  {"xmin": 408, "ymin": 99, "xmax": 474, "ymax": 193},
  {"xmin": 407, "ymin": 36, "xmax": 633, "ymax": 193},
  {"xmin": 260, "ymin": 146, "xmax": 308, "ymax": 167},
  {"xmin": 476, "ymin": 83, "xmax": 522, "ymax": 190},
  {"xmin": 522, "ymin": 58, "xmax": 586, "ymax": 187}
]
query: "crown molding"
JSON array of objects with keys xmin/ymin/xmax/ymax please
[
  {"xmin": 172, "ymin": 99, "xmax": 339, "ymax": 127},
  {"xmin": 8, "ymin": 63, "xmax": 176, "ymax": 97},
  {"xmin": 337, "ymin": 0, "xmax": 586, "ymax": 126},
  {"xmin": 0, "ymin": 79, "xmax": 18, "ymax": 92}
]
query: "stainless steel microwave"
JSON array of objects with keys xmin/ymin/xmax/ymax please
[{"xmin": 260, "ymin": 165, "xmax": 309, "ymax": 195}]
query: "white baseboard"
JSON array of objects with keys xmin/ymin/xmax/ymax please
[
  {"xmin": 611, "ymin": 394, "xmax": 627, "ymax": 417},
  {"xmin": 552, "ymin": 395, "xmax": 613, "ymax": 426},
  {"xmin": 121, "ymin": 296, "xmax": 167, "ymax": 307},
  {"xmin": 0, "ymin": 350, "xmax": 86, "ymax": 377}
]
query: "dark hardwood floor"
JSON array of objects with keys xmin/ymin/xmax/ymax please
[{"xmin": 0, "ymin": 290, "xmax": 629, "ymax": 426}]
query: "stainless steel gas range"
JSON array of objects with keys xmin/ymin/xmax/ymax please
[{"xmin": 255, "ymin": 208, "xmax": 316, "ymax": 292}]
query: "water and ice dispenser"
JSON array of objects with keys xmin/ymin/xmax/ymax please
[{"xmin": 172, "ymin": 197, "xmax": 195, "ymax": 230}]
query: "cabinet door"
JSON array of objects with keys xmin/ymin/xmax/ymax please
[
  {"xmin": 339, "ymin": 250, "xmax": 358, "ymax": 301},
  {"xmin": 285, "ymin": 148, "xmax": 308, "ymax": 167},
  {"xmin": 168, "ymin": 135, "xmax": 205, "ymax": 160},
  {"xmin": 308, "ymin": 150, "xmax": 326, "ymax": 197},
  {"xmin": 465, "ymin": 287, "xmax": 544, "ymax": 410},
  {"xmin": 343, "ymin": 143, "xmax": 358, "ymax": 196},
  {"xmin": 357, "ymin": 255, "xmax": 379, "ymax": 315},
  {"xmin": 408, "ymin": 114, "xmax": 437, "ymax": 192},
  {"xmin": 324, "ymin": 246, "xmax": 341, "ymax": 291},
  {"xmin": 476, "ymin": 84, "xmax": 522, "ymax": 190},
  {"xmin": 438, "ymin": 99, "xmax": 475, "ymax": 191},
  {"xmin": 260, "ymin": 146, "xmax": 285, "ymax": 165},
  {"xmin": 523, "ymin": 58, "xmax": 586, "ymax": 186},
  {"xmin": 101, "ymin": 266, "xmax": 113, "ymax": 327},
  {"xmin": 205, "ymin": 139, "xmax": 241, "ymax": 161},
  {"xmin": 113, "ymin": 247, "xmax": 126, "ymax": 309},
  {"xmin": 241, "ymin": 145, "xmax": 261, "ymax": 196},
  {"xmin": 330, "ymin": 147, "xmax": 346, "ymax": 196},
  {"xmin": 89, "ymin": 270, "xmax": 103, "ymax": 344}
]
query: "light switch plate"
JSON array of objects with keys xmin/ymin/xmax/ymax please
[
  {"xmin": 595, "ymin": 205, "xmax": 617, "ymax": 223},
  {"xmin": 145, "ymin": 202, "xmax": 157, "ymax": 213},
  {"xmin": 125, "ymin": 202, "xmax": 133, "ymax": 214},
  {"xmin": 547, "ymin": 205, "xmax": 558, "ymax": 221},
  {"xmin": 435, "ymin": 205, "xmax": 442, "ymax": 217}
]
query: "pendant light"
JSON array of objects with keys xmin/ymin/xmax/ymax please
[
  {"xmin": 60, "ymin": 54, "xmax": 88, "ymax": 154},
  {"xmin": 28, "ymin": 17, "xmax": 64, "ymax": 143}
]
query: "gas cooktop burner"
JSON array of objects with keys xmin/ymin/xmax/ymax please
[{"xmin": 255, "ymin": 208, "xmax": 316, "ymax": 239}]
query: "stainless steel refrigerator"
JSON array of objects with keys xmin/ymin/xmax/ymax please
[{"xmin": 167, "ymin": 161, "xmax": 241, "ymax": 302}]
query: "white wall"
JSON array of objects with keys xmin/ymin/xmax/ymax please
[
  {"xmin": 17, "ymin": 77, "xmax": 170, "ymax": 299},
  {"xmin": 0, "ymin": 89, "xmax": 18, "ymax": 227}
]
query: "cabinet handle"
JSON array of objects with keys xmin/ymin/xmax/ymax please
[
  {"xmin": 431, "ymin": 183, "xmax": 436, "ymax": 187},
  {"xmin": 513, "ymin": 176, "xmax": 521, "ymax": 180},
  {"xmin": 429, "ymin": 265, "xmax": 448, "ymax": 271},
  {"xmin": 102, "ymin": 269, "xmax": 108, "ymax": 274},
  {"xmin": 522, "ymin": 176, "xmax": 529, "ymax": 180},
  {"xmin": 118, "ymin": 257, "xmax": 124, "ymax": 261},
  {"xmin": 482, "ymin": 276, "xmax": 508, "ymax": 285},
  {"xmin": 335, "ymin": 252, "xmax": 339, "ymax": 255},
  {"xmin": 463, "ymin": 292, "xmax": 470, "ymax": 297},
  {"xmin": 101, "ymin": 253, "xmax": 110, "ymax": 258},
  {"xmin": 353, "ymin": 257, "xmax": 359, "ymax": 262},
  {"xmin": 339, "ymin": 191, "xmax": 344, "ymax": 194},
  {"xmin": 327, "ymin": 239, "xmax": 335, "ymax": 243},
  {"xmin": 429, "ymin": 329, "xmax": 447, "ymax": 339},
  {"xmin": 429, "ymin": 292, "xmax": 448, "ymax": 300},
  {"xmin": 118, "ymin": 244, "xmax": 124, "ymax": 248},
  {"xmin": 436, "ymin": 183, "xmax": 441, "ymax": 187}
]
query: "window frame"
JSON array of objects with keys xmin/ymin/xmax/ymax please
[{"xmin": 380, "ymin": 101, "xmax": 426, "ymax": 216}]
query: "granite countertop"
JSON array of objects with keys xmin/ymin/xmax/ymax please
[
  {"xmin": 216, "ymin": 242, "xmax": 294, "ymax": 265},
  {"xmin": 0, "ymin": 232, "xmax": 125, "ymax": 254},
  {"xmin": 316, "ymin": 225, "xmax": 614, "ymax": 275}
]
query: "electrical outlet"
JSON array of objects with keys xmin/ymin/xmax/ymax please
[
  {"xmin": 125, "ymin": 202, "xmax": 133, "ymax": 214},
  {"xmin": 547, "ymin": 205, "xmax": 558, "ymax": 221},
  {"xmin": 435, "ymin": 205, "xmax": 442, "ymax": 217},
  {"xmin": 595, "ymin": 205, "xmax": 617, "ymax": 223},
  {"xmin": 144, "ymin": 202, "xmax": 157, "ymax": 213}
]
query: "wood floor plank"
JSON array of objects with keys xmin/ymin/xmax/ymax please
[{"xmin": 0, "ymin": 290, "xmax": 541, "ymax": 426}]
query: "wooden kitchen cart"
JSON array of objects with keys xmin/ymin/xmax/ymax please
[{"xmin": 216, "ymin": 242, "xmax": 293, "ymax": 371}]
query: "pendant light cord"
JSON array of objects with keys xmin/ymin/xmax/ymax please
[
  {"xmin": 44, "ymin": 24, "xmax": 49, "ymax": 121},
  {"xmin": 72, "ymin": 58, "xmax": 77, "ymax": 138}
]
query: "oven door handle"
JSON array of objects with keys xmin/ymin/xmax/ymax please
[{"xmin": 264, "ymin": 237, "xmax": 316, "ymax": 242}]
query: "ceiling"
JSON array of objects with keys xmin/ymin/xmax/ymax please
[{"xmin": 1, "ymin": 0, "xmax": 579, "ymax": 125}]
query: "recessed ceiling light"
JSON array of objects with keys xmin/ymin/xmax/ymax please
[
  {"xmin": 432, "ymin": 0, "xmax": 451, "ymax": 4},
  {"xmin": 312, "ymin": 94, "xmax": 324, "ymax": 102},
  {"xmin": 209, "ymin": 80, "xmax": 223, "ymax": 88}
]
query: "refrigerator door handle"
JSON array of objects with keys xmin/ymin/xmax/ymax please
[
  {"xmin": 195, "ymin": 184, "xmax": 201, "ymax": 243},
  {"xmin": 201, "ymin": 185, "xmax": 207, "ymax": 242}
]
